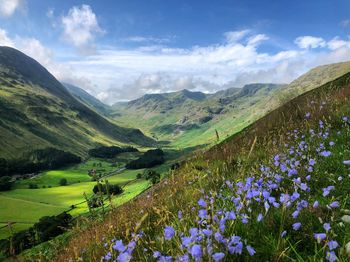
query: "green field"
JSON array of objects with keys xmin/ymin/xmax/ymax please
[{"xmin": 0, "ymin": 157, "xmax": 168, "ymax": 240}]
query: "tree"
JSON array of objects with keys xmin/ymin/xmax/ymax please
[
  {"xmin": 0, "ymin": 176, "xmax": 12, "ymax": 191},
  {"xmin": 144, "ymin": 170, "xmax": 161, "ymax": 184},
  {"xmin": 126, "ymin": 149, "xmax": 165, "ymax": 169},
  {"xmin": 59, "ymin": 178, "xmax": 68, "ymax": 186}
]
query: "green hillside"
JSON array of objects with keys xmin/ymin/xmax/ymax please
[
  {"xmin": 112, "ymin": 84, "xmax": 284, "ymax": 147},
  {"xmin": 49, "ymin": 63, "xmax": 350, "ymax": 262},
  {"xmin": 63, "ymin": 83, "xmax": 111, "ymax": 116},
  {"xmin": 0, "ymin": 47, "xmax": 154, "ymax": 159}
]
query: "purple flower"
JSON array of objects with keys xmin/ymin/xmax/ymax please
[
  {"xmin": 191, "ymin": 244, "xmax": 202, "ymax": 259},
  {"xmin": 181, "ymin": 237, "xmax": 192, "ymax": 248},
  {"xmin": 305, "ymin": 112, "xmax": 311, "ymax": 119},
  {"xmin": 326, "ymin": 251, "xmax": 337, "ymax": 262},
  {"xmin": 292, "ymin": 210, "xmax": 299, "ymax": 219},
  {"xmin": 203, "ymin": 229, "xmax": 212, "ymax": 237},
  {"xmin": 328, "ymin": 240, "xmax": 339, "ymax": 250},
  {"xmin": 198, "ymin": 209, "xmax": 207, "ymax": 219},
  {"xmin": 320, "ymin": 151, "xmax": 331, "ymax": 157},
  {"xmin": 198, "ymin": 198, "xmax": 207, "ymax": 208},
  {"xmin": 178, "ymin": 210, "xmax": 183, "ymax": 220},
  {"xmin": 323, "ymin": 223, "xmax": 331, "ymax": 232},
  {"xmin": 164, "ymin": 226, "xmax": 175, "ymax": 240},
  {"xmin": 246, "ymin": 245, "xmax": 256, "ymax": 256},
  {"xmin": 113, "ymin": 240, "xmax": 126, "ymax": 252},
  {"xmin": 343, "ymin": 160, "xmax": 350, "ymax": 165},
  {"xmin": 343, "ymin": 116, "xmax": 348, "ymax": 122},
  {"xmin": 104, "ymin": 252, "xmax": 112, "ymax": 261},
  {"xmin": 117, "ymin": 252, "xmax": 131, "ymax": 262},
  {"xmin": 329, "ymin": 201, "xmax": 339, "ymax": 209},
  {"xmin": 281, "ymin": 230, "xmax": 287, "ymax": 238},
  {"xmin": 292, "ymin": 222, "xmax": 301, "ymax": 231},
  {"xmin": 313, "ymin": 201, "xmax": 319, "ymax": 208},
  {"xmin": 257, "ymin": 213, "xmax": 263, "ymax": 222},
  {"xmin": 309, "ymin": 159, "xmax": 316, "ymax": 166},
  {"xmin": 314, "ymin": 233, "xmax": 327, "ymax": 242},
  {"xmin": 153, "ymin": 251, "xmax": 161, "ymax": 258},
  {"xmin": 212, "ymin": 252, "xmax": 225, "ymax": 261}
]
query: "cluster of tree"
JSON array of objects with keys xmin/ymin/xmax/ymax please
[
  {"xmin": 88, "ymin": 146, "xmax": 138, "ymax": 159},
  {"xmin": 144, "ymin": 170, "xmax": 161, "ymax": 184},
  {"xmin": 92, "ymin": 183, "xmax": 123, "ymax": 195},
  {"xmin": 0, "ymin": 176, "xmax": 12, "ymax": 191},
  {"xmin": 126, "ymin": 149, "xmax": 165, "ymax": 169},
  {"xmin": 0, "ymin": 148, "xmax": 81, "ymax": 177},
  {"xmin": 0, "ymin": 212, "xmax": 72, "ymax": 256}
]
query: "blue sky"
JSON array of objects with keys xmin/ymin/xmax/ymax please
[{"xmin": 1, "ymin": 0, "xmax": 350, "ymax": 103}]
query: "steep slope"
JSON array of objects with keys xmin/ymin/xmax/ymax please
[
  {"xmin": 0, "ymin": 47, "xmax": 154, "ymax": 159},
  {"xmin": 112, "ymin": 84, "xmax": 285, "ymax": 146},
  {"xmin": 63, "ymin": 83, "xmax": 111, "ymax": 116},
  {"xmin": 51, "ymin": 61, "xmax": 350, "ymax": 262}
]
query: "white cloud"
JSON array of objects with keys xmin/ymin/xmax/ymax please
[
  {"xmin": 224, "ymin": 30, "xmax": 250, "ymax": 43},
  {"xmin": 60, "ymin": 5, "xmax": 104, "ymax": 51},
  {"xmin": 295, "ymin": 36, "xmax": 326, "ymax": 49},
  {"xmin": 340, "ymin": 19, "xmax": 350, "ymax": 27},
  {"xmin": 124, "ymin": 36, "xmax": 171, "ymax": 44},
  {"xmin": 327, "ymin": 37, "xmax": 350, "ymax": 50},
  {"xmin": 0, "ymin": 0, "xmax": 24, "ymax": 17},
  {"xmin": 0, "ymin": 28, "xmax": 14, "ymax": 46}
]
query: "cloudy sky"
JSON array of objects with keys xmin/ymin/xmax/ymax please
[{"xmin": 1, "ymin": 0, "xmax": 350, "ymax": 104}]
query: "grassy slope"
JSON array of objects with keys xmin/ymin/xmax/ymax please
[
  {"xmin": 47, "ymin": 70, "xmax": 350, "ymax": 261},
  {"xmin": 0, "ymin": 47, "xmax": 154, "ymax": 159},
  {"xmin": 112, "ymin": 62, "xmax": 350, "ymax": 151}
]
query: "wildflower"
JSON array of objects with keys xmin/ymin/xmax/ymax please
[
  {"xmin": 329, "ymin": 141, "xmax": 335, "ymax": 146},
  {"xmin": 343, "ymin": 116, "xmax": 348, "ymax": 122},
  {"xmin": 281, "ymin": 230, "xmax": 287, "ymax": 238},
  {"xmin": 198, "ymin": 198, "xmax": 207, "ymax": 208},
  {"xmin": 328, "ymin": 240, "xmax": 339, "ymax": 250},
  {"xmin": 246, "ymin": 245, "xmax": 256, "ymax": 256},
  {"xmin": 198, "ymin": 209, "xmax": 207, "ymax": 219},
  {"xmin": 181, "ymin": 237, "xmax": 192, "ymax": 248},
  {"xmin": 153, "ymin": 251, "xmax": 161, "ymax": 258},
  {"xmin": 203, "ymin": 229, "xmax": 212, "ymax": 237},
  {"xmin": 164, "ymin": 226, "xmax": 175, "ymax": 240},
  {"xmin": 117, "ymin": 252, "xmax": 132, "ymax": 262},
  {"xmin": 343, "ymin": 160, "xmax": 350, "ymax": 165},
  {"xmin": 320, "ymin": 151, "xmax": 331, "ymax": 157},
  {"xmin": 257, "ymin": 213, "xmax": 263, "ymax": 222},
  {"xmin": 191, "ymin": 245, "xmax": 202, "ymax": 260},
  {"xmin": 323, "ymin": 223, "xmax": 331, "ymax": 232},
  {"xmin": 329, "ymin": 201, "xmax": 339, "ymax": 209},
  {"xmin": 292, "ymin": 222, "xmax": 301, "ymax": 231},
  {"xmin": 314, "ymin": 233, "xmax": 327, "ymax": 242},
  {"xmin": 104, "ymin": 252, "xmax": 112, "ymax": 261},
  {"xmin": 305, "ymin": 112, "xmax": 311, "ymax": 119},
  {"xmin": 326, "ymin": 251, "xmax": 337, "ymax": 262},
  {"xmin": 113, "ymin": 240, "xmax": 126, "ymax": 252},
  {"xmin": 212, "ymin": 252, "xmax": 225, "ymax": 261},
  {"xmin": 292, "ymin": 210, "xmax": 299, "ymax": 219},
  {"xmin": 178, "ymin": 210, "xmax": 183, "ymax": 220}
]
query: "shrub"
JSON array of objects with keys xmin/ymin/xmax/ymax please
[
  {"xmin": 0, "ymin": 176, "xmax": 12, "ymax": 191},
  {"xmin": 126, "ymin": 149, "xmax": 165, "ymax": 169},
  {"xmin": 59, "ymin": 178, "xmax": 68, "ymax": 186},
  {"xmin": 88, "ymin": 146, "xmax": 138, "ymax": 158},
  {"xmin": 28, "ymin": 183, "xmax": 38, "ymax": 189},
  {"xmin": 92, "ymin": 184, "xmax": 123, "ymax": 195}
]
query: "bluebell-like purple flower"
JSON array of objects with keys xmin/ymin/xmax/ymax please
[
  {"xmin": 104, "ymin": 252, "xmax": 112, "ymax": 261},
  {"xmin": 212, "ymin": 252, "xmax": 225, "ymax": 261},
  {"xmin": 164, "ymin": 226, "xmax": 175, "ymax": 240},
  {"xmin": 198, "ymin": 198, "xmax": 207, "ymax": 208},
  {"xmin": 326, "ymin": 251, "xmax": 337, "ymax": 262},
  {"xmin": 320, "ymin": 151, "xmax": 331, "ymax": 157},
  {"xmin": 281, "ymin": 230, "xmax": 287, "ymax": 238},
  {"xmin": 343, "ymin": 160, "xmax": 350, "ymax": 165},
  {"xmin": 257, "ymin": 213, "xmax": 263, "ymax": 222},
  {"xmin": 329, "ymin": 201, "xmax": 339, "ymax": 209},
  {"xmin": 314, "ymin": 233, "xmax": 327, "ymax": 242},
  {"xmin": 323, "ymin": 223, "xmax": 331, "ymax": 232},
  {"xmin": 328, "ymin": 240, "xmax": 339, "ymax": 250},
  {"xmin": 190, "ymin": 245, "xmax": 202, "ymax": 260},
  {"xmin": 153, "ymin": 251, "xmax": 161, "ymax": 258},
  {"xmin": 246, "ymin": 245, "xmax": 256, "ymax": 256},
  {"xmin": 113, "ymin": 240, "xmax": 126, "ymax": 252},
  {"xmin": 198, "ymin": 209, "xmax": 207, "ymax": 219},
  {"xmin": 117, "ymin": 252, "xmax": 131, "ymax": 262},
  {"xmin": 292, "ymin": 222, "xmax": 301, "ymax": 231}
]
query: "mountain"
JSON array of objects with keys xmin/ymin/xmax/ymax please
[
  {"xmin": 111, "ymin": 84, "xmax": 285, "ymax": 146},
  {"xmin": 0, "ymin": 47, "xmax": 154, "ymax": 159},
  {"xmin": 63, "ymin": 83, "xmax": 111, "ymax": 115}
]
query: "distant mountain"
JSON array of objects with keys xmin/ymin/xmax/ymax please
[
  {"xmin": 111, "ymin": 84, "xmax": 285, "ymax": 144},
  {"xmin": 63, "ymin": 83, "xmax": 111, "ymax": 115},
  {"xmin": 0, "ymin": 47, "xmax": 154, "ymax": 159}
]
